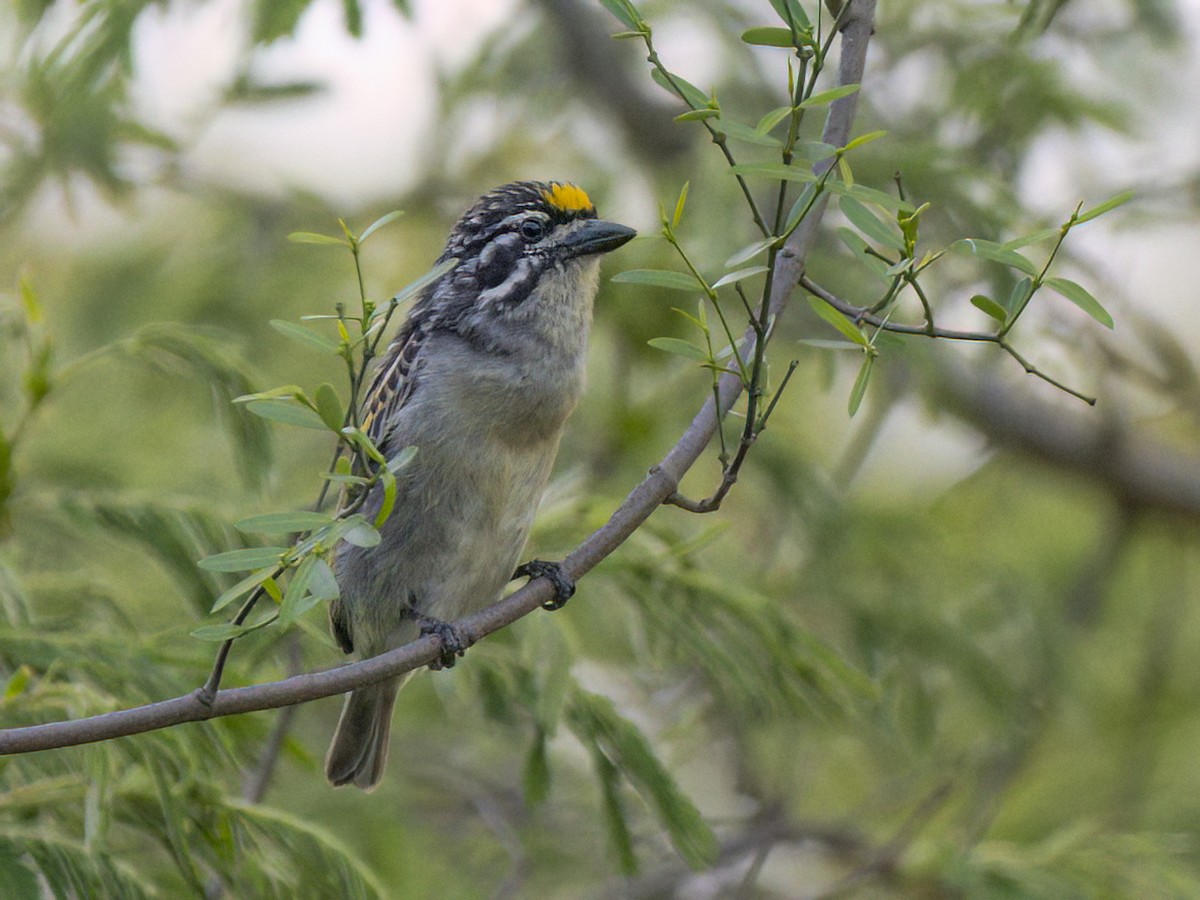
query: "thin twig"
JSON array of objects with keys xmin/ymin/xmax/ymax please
[{"xmin": 799, "ymin": 274, "xmax": 1097, "ymax": 404}]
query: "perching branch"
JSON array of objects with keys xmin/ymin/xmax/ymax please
[{"xmin": 0, "ymin": 0, "xmax": 880, "ymax": 757}]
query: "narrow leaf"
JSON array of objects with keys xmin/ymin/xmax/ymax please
[
  {"xmin": 970, "ymin": 294, "xmax": 1008, "ymax": 324},
  {"xmin": 799, "ymin": 83, "xmax": 860, "ymax": 108},
  {"xmin": 376, "ymin": 468, "xmax": 398, "ymax": 527},
  {"xmin": 310, "ymin": 558, "xmax": 340, "ymax": 601},
  {"xmin": 648, "ymin": 337, "xmax": 711, "ymax": 362},
  {"xmin": 729, "ymin": 162, "xmax": 815, "ymax": 183},
  {"xmin": 270, "ymin": 319, "xmax": 340, "ymax": 353},
  {"xmin": 674, "ymin": 109, "xmax": 720, "ymax": 123},
  {"xmin": 807, "ymin": 296, "xmax": 869, "ymax": 347},
  {"xmin": 611, "ymin": 269, "xmax": 700, "ymax": 291},
  {"xmin": 343, "ymin": 520, "xmax": 381, "ymax": 548},
  {"xmin": 235, "ymin": 512, "xmax": 333, "ymax": 535},
  {"xmin": 358, "ymin": 209, "xmax": 404, "ymax": 243},
  {"xmin": 287, "ymin": 232, "xmax": 348, "ymax": 246},
  {"xmin": 768, "ymin": 0, "xmax": 811, "ymax": 29},
  {"xmin": 210, "ymin": 566, "xmax": 279, "ymax": 614},
  {"xmin": 840, "ymin": 129, "xmax": 887, "ymax": 152},
  {"xmin": 741, "ymin": 26, "xmax": 795, "ymax": 47},
  {"xmin": 725, "ymin": 237, "xmax": 777, "ymax": 268},
  {"xmin": 191, "ymin": 616, "xmax": 277, "ymax": 642},
  {"xmin": 392, "ymin": 257, "xmax": 458, "ymax": 305},
  {"xmin": 1001, "ymin": 227, "xmax": 1060, "ymax": 250},
  {"xmin": 712, "ymin": 266, "xmax": 768, "ymax": 289},
  {"xmin": 1075, "ymin": 190, "xmax": 1133, "ymax": 225},
  {"xmin": 717, "ymin": 119, "xmax": 783, "ymax": 148},
  {"xmin": 245, "ymin": 400, "xmax": 329, "ymax": 430},
  {"xmin": 598, "ymin": 0, "xmax": 639, "ymax": 30},
  {"xmin": 198, "ymin": 547, "xmax": 286, "ymax": 573},
  {"xmin": 956, "ymin": 239, "xmax": 1038, "ymax": 276},
  {"xmin": 388, "ymin": 444, "xmax": 418, "ymax": 474},
  {"xmin": 840, "ymin": 197, "xmax": 905, "ymax": 252},
  {"xmin": 848, "ymin": 353, "xmax": 875, "ymax": 416},
  {"xmin": 754, "ymin": 105, "xmax": 793, "ymax": 135},
  {"xmin": 650, "ymin": 68, "xmax": 708, "ymax": 109},
  {"xmin": 315, "ymin": 382, "xmax": 344, "ymax": 431},
  {"xmin": 279, "ymin": 555, "xmax": 317, "ymax": 628},
  {"xmin": 671, "ymin": 182, "xmax": 689, "ymax": 229},
  {"xmin": 1044, "ymin": 277, "xmax": 1114, "ymax": 328}
]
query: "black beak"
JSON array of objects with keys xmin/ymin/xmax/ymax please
[{"xmin": 561, "ymin": 219, "xmax": 637, "ymax": 258}]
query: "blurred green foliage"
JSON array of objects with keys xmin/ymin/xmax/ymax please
[{"xmin": 2, "ymin": 0, "xmax": 1200, "ymax": 896}]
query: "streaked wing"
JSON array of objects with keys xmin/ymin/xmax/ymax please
[{"xmin": 359, "ymin": 322, "xmax": 426, "ymax": 454}]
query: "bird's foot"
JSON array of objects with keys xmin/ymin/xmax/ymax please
[
  {"xmin": 513, "ymin": 559, "xmax": 576, "ymax": 611},
  {"xmin": 418, "ymin": 616, "xmax": 468, "ymax": 670}
]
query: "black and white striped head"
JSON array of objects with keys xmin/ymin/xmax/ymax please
[{"xmin": 430, "ymin": 181, "xmax": 636, "ymax": 316}]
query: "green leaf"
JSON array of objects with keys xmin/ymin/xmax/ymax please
[
  {"xmin": 198, "ymin": 547, "xmax": 286, "ymax": 573},
  {"xmin": 269, "ymin": 319, "xmax": 340, "ymax": 353},
  {"xmin": 840, "ymin": 196, "xmax": 905, "ymax": 252},
  {"xmin": 358, "ymin": 209, "xmax": 403, "ymax": 243},
  {"xmin": 673, "ymin": 108, "xmax": 720, "ymax": 123},
  {"xmin": 342, "ymin": 519, "xmax": 381, "ymax": 548},
  {"xmin": 340, "ymin": 426, "xmax": 388, "ymax": 464},
  {"xmin": 279, "ymin": 555, "xmax": 319, "ymax": 628},
  {"xmin": 210, "ymin": 566, "xmax": 279, "ymax": 613},
  {"xmin": 648, "ymin": 337, "xmax": 710, "ymax": 362},
  {"xmin": 755, "ymin": 105, "xmax": 794, "ymax": 135},
  {"xmin": 1075, "ymin": 190, "xmax": 1133, "ymax": 225},
  {"xmin": 800, "ymin": 83, "xmax": 860, "ymax": 108},
  {"xmin": 671, "ymin": 181, "xmax": 689, "ymax": 229},
  {"xmin": 650, "ymin": 68, "xmax": 708, "ymax": 109},
  {"xmin": 741, "ymin": 26, "xmax": 795, "ymax": 47},
  {"xmin": 837, "ymin": 228, "xmax": 890, "ymax": 279},
  {"xmin": 376, "ymin": 468, "xmax": 398, "ymax": 527},
  {"xmin": 392, "ymin": 257, "xmax": 459, "ymax": 305},
  {"xmin": 611, "ymin": 269, "xmax": 700, "ymax": 291},
  {"xmin": 956, "ymin": 239, "xmax": 1038, "ymax": 276},
  {"xmin": 840, "ymin": 130, "xmax": 888, "ymax": 153},
  {"xmin": 191, "ymin": 615, "xmax": 277, "ymax": 642},
  {"xmin": 598, "ymin": 0, "xmax": 640, "ymax": 30},
  {"xmin": 826, "ymin": 180, "xmax": 915, "ymax": 212},
  {"xmin": 725, "ymin": 237, "xmax": 778, "ymax": 268},
  {"xmin": 768, "ymin": 0, "xmax": 811, "ymax": 29},
  {"xmin": 287, "ymin": 231, "xmax": 348, "ymax": 247},
  {"xmin": 310, "ymin": 557, "xmax": 340, "ymax": 601},
  {"xmin": 388, "ymin": 444, "xmax": 418, "ymax": 474},
  {"xmin": 1044, "ymin": 277, "xmax": 1114, "ymax": 328},
  {"xmin": 715, "ymin": 119, "xmax": 783, "ymax": 148},
  {"xmin": 799, "ymin": 338, "xmax": 864, "ymax": 351},
  {"xmin": 970, "ymin": 294, "xmax": 1009, "ymax": 324},
  {"xmin": 1001, "ymin": 227, "xmax": 1060, "ymax": 250},
  {"xmin": 848, "ymin": 353, "xmax": 875, "ymax": 417},
  {"xmin": 784, "ymin": 184, "xmax": 820, "ymax": 234},
  {"xmin": 729, "ymin": 162, "xmax": 816, "ymax": 183},
  {"xmin": 245, "ymin": 400, "xmax": 329, "ymax": 430},
  {"xmin": 712, "ymin": 266, "xmax": 768, "ymax": 289},
  {"xmin": 314, "ymin": 382, "xmax": 344, "ymax": 431},
  {"xmin": 1005, "ymin": 277, "xmax": 1035, "ymax": 319},
  {"xmin": 807, "ymin": 296, "xmax": 869, "ymax": 347},
  {"xmin": 235, "ymin": 511, "xmax": 334, "ymax": 535}
]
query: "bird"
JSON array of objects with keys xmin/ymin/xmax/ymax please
[{"xmin": 325, "ymin": 181, "xmax": 636, "ymax": 789}]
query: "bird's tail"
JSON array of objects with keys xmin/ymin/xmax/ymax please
[{"xmin": 325, "ymin": 676, "xmax": 405, "ymax": 790}]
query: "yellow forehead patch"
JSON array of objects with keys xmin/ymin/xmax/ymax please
[{"xmin": 541, "ymin": 182, "xmax": 594, "ymax": 214}]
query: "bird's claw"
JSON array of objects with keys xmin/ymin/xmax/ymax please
[
  {"xmin": 514, "ymin": 559, "xmax": 576, "ymax": 611},
  {"xmin": 418, "ymin": 617, "xmax": 467, "ymax": 670}
]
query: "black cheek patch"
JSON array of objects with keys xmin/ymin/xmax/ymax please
[{"xmin": 476, "ymin": 234, "xmax": 524, "ymax": 289}]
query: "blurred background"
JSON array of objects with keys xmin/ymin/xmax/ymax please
[{"xmin": 2, "ymin": 0, "xmax": 1200, "ymax": 896}]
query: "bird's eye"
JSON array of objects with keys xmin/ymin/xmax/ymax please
[{"xmin": 519, "ymin": 219, "xmax": 546, "ymax": 241}]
